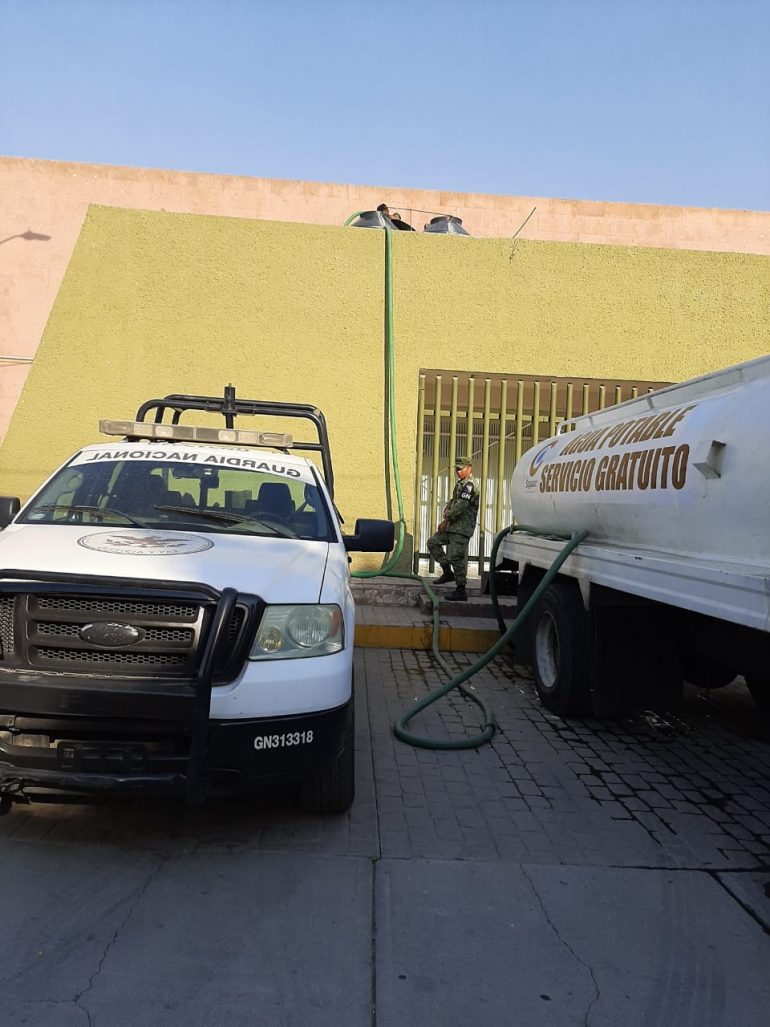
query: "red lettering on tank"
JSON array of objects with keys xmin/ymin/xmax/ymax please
[
  {"xmin": 661, "ymin": 406, "xmax": 696, "ymax": 438},
  {"xmin": 605, "ymin": 454, "xmax": 620, "ymax": 490},
  {"xmin": 595, "ymin": 455, "xmax": 608, "ymax": 491},
  {"xmin": 580, "ymin": 458, "xmax": 595, "ymax": 491},
  {"xmin": 672, "ymin": 443, "xmax": 689, "ymax": 489},
  {"xmin": 627, "ymin": 449, "xmax": 643, "ymax": 487},
  {"xmin": 658, "ymin": 446, "xmax": 676, "ymax": 488},
  {"xmin": 637, "ymin": 449, "xmax": 653, "ymax": 489},
  {"xmin": 649, "ymin": 447, "xmax": 663, "ymax": 488}
]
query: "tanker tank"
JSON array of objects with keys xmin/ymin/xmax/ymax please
[{"xmin": 510, "ymin": 354, "xmax": 770, "ymax": 570}]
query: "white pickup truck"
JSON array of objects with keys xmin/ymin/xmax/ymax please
[
  {"xmin": 499, "ymin": 355, "xmax": 770, "ymax": 716},
  {"xmin": 0, "ymin": 389, "xmax": 393, "ymax": 813}
]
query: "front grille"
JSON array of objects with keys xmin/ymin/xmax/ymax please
[
  {"xmin": 0, "ymin": 596, "xmax": 14, "ymax": 658},
  {"xmin": 0, "ymin": 587, "xmax": 256, "ymax": 682},
  {"xmin": 12, "ymin": 592, "xmax": 208, "ymax": 678},
  {"xmin": 36, "ymin": 622, "xmax": 194, "ymax": 645},
  {"xmin": 37, "ymin": 622, "xmax": 81, "ymax": 637},
  {"xmin": 36, "ymin": 596, "xmax": 198, "ymax": 619},
  {"xmin": 35, "ymin": 647, "xmax": 188, "ymax": 668}
]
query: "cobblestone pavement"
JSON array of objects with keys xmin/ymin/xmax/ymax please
[
  {"xmin": 368, "ymin": 649, "xmax": 770, "ymax": 874},
  {"xmin": 1, "ymin": 648, "xmax": 768, "ymax": 873},
  {"xmin": 1, "ymin": 648, "xmax": 768, "ymax": 1026}
]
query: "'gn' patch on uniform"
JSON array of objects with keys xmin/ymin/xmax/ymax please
[{"xmin": 460, "ymin": 484, "xmax": 474, "ymax": 500}]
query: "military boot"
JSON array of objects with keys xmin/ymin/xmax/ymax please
[
  {"xmin": 445, "ymin": 585, "xmax": 468, "ymax": 602},
  {"xmin": 432, "ymin": 565, "xmax": 455, "ymax": 586}
]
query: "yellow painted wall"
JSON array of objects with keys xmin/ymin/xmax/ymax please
[{"xmin": 1, "ymin": 205, "xmax": 768, "ymax": 567}]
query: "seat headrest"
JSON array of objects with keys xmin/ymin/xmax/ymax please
[{"xmin": 256, "ymin": 482, "xmax": 294, "ymax": 519}]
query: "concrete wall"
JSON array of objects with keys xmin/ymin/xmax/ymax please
[
  {"xmin": 0, "ymin": 205, "xmax": 767, "ymax": 567},
  {"xmin": 2, "ymin": 156, "xmax": 769, "ymax": 442}
]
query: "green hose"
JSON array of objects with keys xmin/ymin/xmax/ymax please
[
  {"xmin": 343, "ymin": 208, "xmax": 588, "ymax": 749},
  {"xmin": 347, "ymin": 214, "xmax": 406, "ymax": 577},
  {"xmin": 392, "ymin": 527, "xmax": 588, "ymax": 750}
]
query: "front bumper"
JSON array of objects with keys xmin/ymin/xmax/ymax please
[
  {"xmin": 0, "ymin": 569, "xmax": 350, "ymax": 807},
  {"xmin": 0, "ymin": 702, "xmax": 351, "ymax": 803}
]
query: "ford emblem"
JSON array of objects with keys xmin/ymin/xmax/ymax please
[{"xmin": 78, "ymin": 622, "xmax": 144, "ymax": 647}]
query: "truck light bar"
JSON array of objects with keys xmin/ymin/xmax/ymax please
[{"xmin": 99, "ymin": 419, "xmax": 293, "ymax": 448}]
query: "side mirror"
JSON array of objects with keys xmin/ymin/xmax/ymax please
[
  {"xmin": 343, "ymin": 518, "xmax": 395, "ymax": 553},
  {"xmin": 0, "ymin": 497, "xmax": 21, "ymax": 529}
]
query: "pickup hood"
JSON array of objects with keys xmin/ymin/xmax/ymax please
[{"xmin": 0, "ymin": 525, "xmax": 330, "ymax": 603}]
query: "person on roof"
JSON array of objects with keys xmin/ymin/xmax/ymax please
[{"xmin": 391, "ymin": 212, "xmax": 415, "ymax": 231}]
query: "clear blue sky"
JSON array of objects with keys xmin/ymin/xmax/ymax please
[{"xmin": 2, "ymin": 0, "xmax": 768, "ymax": 211}]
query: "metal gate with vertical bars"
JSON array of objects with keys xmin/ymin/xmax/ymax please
[{"xmin": 413, "ymin": 369, "xmax": 670, "ymax": 577}]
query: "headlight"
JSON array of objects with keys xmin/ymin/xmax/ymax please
[{"xmin": 250, "ymin": 604, "xmax": 344, "ymax": 660}]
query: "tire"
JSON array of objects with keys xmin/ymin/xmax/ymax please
[
  {"xmin": 682, "ymin": 656, "xmax": 736, "ymax": 690},
  {"xmin": 746, "ymin": 675, "xmax": 770, "ymax": 709},
  {"xmin": 299, "ymin": 698, "xmax": 355, "ymax": 813},
  {"xmin": 529, "ymin": 583, "xmax": 592, "ymax": 716}
]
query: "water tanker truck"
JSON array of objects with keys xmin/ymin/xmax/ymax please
[{"xmin": 499, "ymin": 354, "xmax": 770, "ymax": 716}]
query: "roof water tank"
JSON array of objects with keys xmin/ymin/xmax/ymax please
[
  {"xmin": 423, "ymin": 215, "xmax": 470, "ymax": 236},
  {"xmin": 349, "ymin": 210, "xmax": 398, "ymax": 230}
]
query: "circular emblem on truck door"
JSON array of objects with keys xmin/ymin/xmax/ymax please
[
  {"xmin": 77, "ymin": 531, "xmax": 214, "ymax": 556},
  {"xmin": 79, "ymin": 622, "xmax": 145, "ymax": 647}
]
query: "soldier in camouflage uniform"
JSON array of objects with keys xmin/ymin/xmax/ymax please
[{"xmin": 427, "ymin": 455, "xmax": 480, "ymax": 602}]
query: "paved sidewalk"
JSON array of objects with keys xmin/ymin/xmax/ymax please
[{"xmin": 0, "ymin": 646, "xmax": 768, "ymax": 1026}]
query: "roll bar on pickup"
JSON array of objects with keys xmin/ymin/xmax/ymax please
[{"xmin": 133, "ymin": 387, "xmax": 336, "ymax": 498}]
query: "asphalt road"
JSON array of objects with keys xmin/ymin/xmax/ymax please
[{"xmin": 1, "ymin": 649, "xmax": 768, "ymax": 1026}]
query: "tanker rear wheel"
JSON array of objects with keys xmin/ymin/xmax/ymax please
[
  {"xmin": 746, "ymin": 675, "xmax": 770, "ymax": 709},
  {"xmin": 682, "ymin": 656, "xmax": 737, "ymax": 690},
  {"xmin": 530, "ymin": 583, "xmax": 592, "ymax": 716}
]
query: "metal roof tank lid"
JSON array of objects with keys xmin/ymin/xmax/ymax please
[
  {"xmin": 423, "ymin": 215, "xmax": 471, "ymax": 236},
  {"xmin": 349, "ymin": 210, "xmax": 399, "ymax": 229}
]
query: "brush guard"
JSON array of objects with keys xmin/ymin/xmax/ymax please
[{"xmin": 0, "ymin": 570, "xmax": 247, "ymax": 812}]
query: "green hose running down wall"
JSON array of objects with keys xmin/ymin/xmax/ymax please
[
  {"xmin": 344, "ymin": 211, "xmax": 587, "ymax": 749},
  {"xmin": 344, "ymin": 213, "xmax": 406, "ymax": 576}
]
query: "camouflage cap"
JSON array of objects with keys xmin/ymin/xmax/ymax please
[{"xmin": 454, "ymin": 455, "xmax": 471, "ymax": 468}]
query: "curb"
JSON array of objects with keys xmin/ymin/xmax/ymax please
[{"xmin": 354, "ymin": 623, "xmax": 501, "ymax": 652}]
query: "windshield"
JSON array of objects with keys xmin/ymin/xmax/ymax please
[{"xmin": 20, "ymin": 452, "xmax": 337, "ymax": 542}]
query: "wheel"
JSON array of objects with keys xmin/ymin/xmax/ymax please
[
  {"xmin": 745, "ymin": 675, "xmax": 770, "ymax": 708},
  {"xmin": 299, "ymin": 699, "xmax": 355, "ymax": 813},
  {"xmin": 682, "ymin": 656, "xmax": 736, "ymax": 690},
  {"xmin": 529, "ymin": 583, "xmax": 592, "ymax": 716}
]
